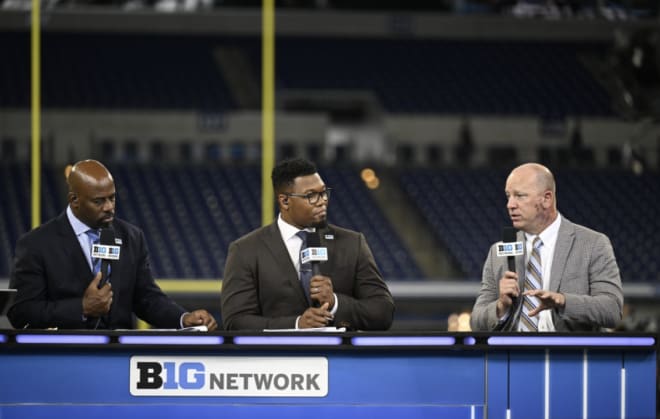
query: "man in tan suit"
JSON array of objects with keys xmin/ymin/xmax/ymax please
[
  {"xmin": 471, "ymin": 163, "xmax": 623, "ymax": 332},
  {"xmin": 221, "ymin": 158, "xmax": 394, "ymax": 331}
]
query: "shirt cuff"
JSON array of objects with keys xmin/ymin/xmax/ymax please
[
  {"xmin": 498, "ymin": 307, "xmax": 510, "ymax": 323},
  {"xmin": 329, "ymin": 293, "xmax": 339, "ymax": 315},
  {"xmin": 179, "ymin": 312, "xmax": 188, "ymax": 329}
]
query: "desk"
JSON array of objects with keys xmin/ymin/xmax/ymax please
[{"xmin": 0, "ymin": 331, "xmax": 655, "ymax": 419}]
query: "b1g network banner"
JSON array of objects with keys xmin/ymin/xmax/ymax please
[{"xmin": 130, "ymin": 356, "xmax": 328, "ymax": 397}]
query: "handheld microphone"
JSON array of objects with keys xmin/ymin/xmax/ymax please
[
  {"xmin": 498, "ymin": 227, "xmax": 523, "ymax": 272},
  {"xmin": 301, "ymin": 231, "xmax": 327, "ymax": 276},
  {"xmin": 495, "ymin": 227, "xmax": 522, "ymax": 331},
  {"xmin": 93, "ymin": 228, "xmax": 121, "ymax": 289}
]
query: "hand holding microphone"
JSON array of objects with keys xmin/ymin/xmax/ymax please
[
  {"xmin": 497, "ymin": 272, "xmax": 519, "ymax": 317},
  {"xmin": 496, "ymin": 227, "xmax": 523, "ymax": 317},
  {"xmin": 301, "ymin": 232, "xmax": 334, "ymax": 308},
  {"xmin": 86, "ymin": 227, "xmax": 120, "ymax": 324},
  {"xmin": 83, "ymin": 272, "xmax": 113, "ymax": 317},
  {"xmin": 310, "ymin": 276, "xmax": 334, "ymax": 308}
]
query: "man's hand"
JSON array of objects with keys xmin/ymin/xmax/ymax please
[
  {"xmin": 497, "ymin": 271, "xmax": 519, "ymax": 317},
  {"xmin": 182, "ymin": 310, "xmax": 218, "ymax": 331},
  {"xmin": 310, "ymin": 275, "xmax": 334, "ymax": 308},
  {"xmin": 298, "ymin": 303, "xmax": 333, "ymax": 329},
  {"xmin": 82, "ymin": 271, "xmax": 113, "ymax": 317},
  {"xmin": 525, "ymin": 290, "xmax": 565, "ymax": 317}
]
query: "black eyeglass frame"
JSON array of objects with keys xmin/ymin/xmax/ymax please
[{"xmin": 284, "ymin": 188, "xmax": 332, "ymax": 204}]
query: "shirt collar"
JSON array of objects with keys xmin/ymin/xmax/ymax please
[
  {"xmin": 66, "ymin": 205, "xmax": 94, "ymax": 236},
  {"xmin": 525, "ymin": 213, "xmax": 562, "ymax": 245},
  {"xmin": 277, "ymin": 213, "xmax": 315, "ymax": 241}
]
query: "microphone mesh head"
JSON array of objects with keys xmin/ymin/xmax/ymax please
[
  {"xmin": 307, "ymin": 231, "xmax": 321, "ymax": 247},
  {"xmin": 502, "ymin": 227, "xmax": 517, "ymax": 242},
  {"xmin": 100, "ymin": 228, "xmax": 116, "ymax": 245}
]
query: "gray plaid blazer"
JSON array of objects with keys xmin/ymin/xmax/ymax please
[{"xmin": 470, "ymin": 217, "xmax": 624, "ymax": 332}]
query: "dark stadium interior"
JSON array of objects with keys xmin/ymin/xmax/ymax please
[{"xmin": 0, "ymin": 31, "xmax": 615, "ymax": 116}]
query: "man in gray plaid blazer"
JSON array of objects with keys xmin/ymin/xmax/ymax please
[{"xmin": 471, "ymin": 163, "xmax": 623, "ymax": 332}]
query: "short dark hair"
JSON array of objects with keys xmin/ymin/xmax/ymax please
[{"xmin": 271, "ymin": 158, "xmax": 317, "ymax": 194}]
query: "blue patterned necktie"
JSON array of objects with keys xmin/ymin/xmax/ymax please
[
  {"xmin": 520, "ymin": 236, "xmax": 543, "ymax": 332},
  {"xmin": 296, "ymin": 231, "xmax": 312, "ymax": 305},
  {"xmin": 85, "ymin": 229, "xmax": 102, "ymax": 275}
]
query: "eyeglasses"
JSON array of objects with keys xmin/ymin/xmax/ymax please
[{"xmin": 284, "ymin": 188, "xmax": 332, "ymax": 204}]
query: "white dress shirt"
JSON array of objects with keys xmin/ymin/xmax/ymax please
[
  {"xmin": 522, "ymin": 213, "xmax": 562, "ymax": 332},
  {"xmin": 277, "ymin": 214, "xmax": 338, "ymax": 328}
]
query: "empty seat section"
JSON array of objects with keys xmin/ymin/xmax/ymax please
[
  {"xmin": 401, "ymin": 168, "xmax": 660, "ymax": 282},
  {"xmin": 320, "ymin": 167, "xmax": 423, "ymax": 279}
]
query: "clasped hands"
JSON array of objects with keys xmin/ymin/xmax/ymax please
[
  {"xmin": 299, "ymin": 275, "xmax": 335, "ymax": 329},
  {"xmin": 497, "ymin": 271, "xmax": 565, "ymax": 318}
]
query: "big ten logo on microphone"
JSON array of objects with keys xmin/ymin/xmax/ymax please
[
  {"xmin": 92, "ymin": 244, "xmax": 121, "ymax": 260},
  {"xmin": 301, "ymin": 247, "xmax": 328, "ymax": 264},
  {"xmin": 496, "ymin": 242, "xmax": 524, "ymax": 257},
  {"xmin": 130, "ymin": 356, "xmax": 328, "ymax": 397}
]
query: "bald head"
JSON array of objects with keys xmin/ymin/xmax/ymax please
[
  {"xmin": 67, "ymin": 160, "xmax": 116, "ymax": 229},
  {"xmin": 505, "ymin": 162, "xmax": 557, "ymax": 235},
  {"xmin": 510, "ymin": 163, "xmax": 556, "ymax": 196},
  {"xmin": 68, "ymin": 160, "xmax": 113, "ymax": 194}
]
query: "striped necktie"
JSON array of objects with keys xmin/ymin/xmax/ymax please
[{"xmin": 520, "ymin": 236, "xmax": 543, "ymax": 332}]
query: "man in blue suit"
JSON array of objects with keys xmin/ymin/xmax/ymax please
[{"xmin": 8, "ymin": 159, "xmax": 217, "ymax": 330}]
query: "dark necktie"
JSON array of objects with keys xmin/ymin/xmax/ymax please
[
  {"xmin": 296, "ymin": 230, "xmax": 312, "ymax": 305},
  {"xmin": 85, "ymin": 229, "xmax": 101, "ymax": 275}
]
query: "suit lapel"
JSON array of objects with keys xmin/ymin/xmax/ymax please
[
  {"xmin": 318, "ymin": 226, "xmax": 335, "ymax": 276},
  {"xmin": 107, "ymin": 225, "xmax": 124, "ymax": 319},
  {"xmin": 263, "ymin": 223, "xmax": 308, "ymax": 305},
  {"xmin": 55, "ymin": 213, "xmax": 92, "ymax": 284},
  {"xmin": 549, "ymin": 219, "xmax": 575, "ymax": 293}
]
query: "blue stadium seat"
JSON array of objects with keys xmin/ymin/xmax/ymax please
[
  {"xmin": 1, "ymin": 32, "xmax": 612, "ymax": 116},
  {"xmin": 1, "ymin": 163, "xmax": 423, "ymax": 280},
  {"xmin": 320, "ymin": 167, "xmax": 423, "ymax": 279},
  {"xmin": 2, "ymin": 164, "xmax": 656, "ymax": 283},
  {"xmin": 401, "ymin": 168, "xmax": 660, "ymax": 282}
]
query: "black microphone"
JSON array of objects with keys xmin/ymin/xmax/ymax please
[
  {"xmin": 304, "ymin": 231, "xmax": 327, "ymax": 276},
  {"xmin": 97, "ymin": 227, "xmax": 119, "ymax": 289},
  {"xmin": 91, "ymin": 228, "xmax": 119, "ymax": 329},
  {"xmin": 495, "ymin": 227, "xmax": 522, "ymax": 331},
  {"xmin": 302, "ymin": 231, "xmax": 328, "ymax": 309},
  {"xmin": 502, "ymin": 227, "xmax": 518, "ymax": 273}
]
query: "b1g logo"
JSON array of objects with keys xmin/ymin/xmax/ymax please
[
  {"xmin": 310, "ymin": 248, "xmax": 327, "ymax": 257},
  {"xmin": 135, "ymin": 361, "xmax": 205, "ymax": 389},
  {"xmin": 496, "ymin": 241, "xmax": 524, "ymax": 257},
  {"xmin": 130, "ymin": 356, "xmax": 328, "ymax": 397},
  {"xmin": 92, "ymin": 244, "xmax": 121, "ymax": 260}
]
